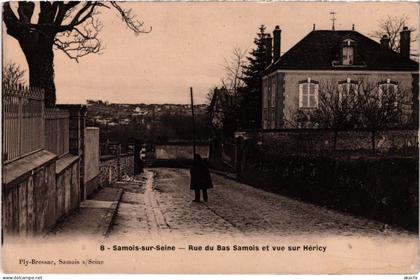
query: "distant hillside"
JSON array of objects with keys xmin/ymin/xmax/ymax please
[
  {"xmin": 86, "ymin": 100, "xmax": 210, "ymax": 148},
  {"xmin": 86, "ymin": 100, "xmax": 208, "ymax": 126}
]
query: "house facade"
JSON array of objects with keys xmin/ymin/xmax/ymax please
[{"xmin": 261, "ymin": 26, "xmax": 419, "ymax": 129}]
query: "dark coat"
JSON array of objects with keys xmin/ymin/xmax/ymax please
[
  {"xmin": 190, "ymin": 159, "xmax": 213, "ymax": 190},
  {"xmin": 133, "ymin": 140, "xmax": 144, "ymax": 175}
]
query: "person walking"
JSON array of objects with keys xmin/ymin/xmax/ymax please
[
  {"xmin": 190, "ymin": 154, "xmax": 213, "ymax": 202},
  {"xmin": 133, "ymin": 139, "xmax": 144, "ymax": 175}
]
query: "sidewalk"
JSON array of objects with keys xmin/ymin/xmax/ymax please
[
  {"xmin": 49, "ymin": 186, "xmax": 123, "ymax": 237},
  {"xmin": 209, "ymin": 168, "xmax": 237, "ymax": 180}
]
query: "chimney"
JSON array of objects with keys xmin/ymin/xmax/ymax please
[
  {"xmin": 264, "ymin": 34, "xmax": 273, "ymax": 66},
  {"xmin": 380, "ymin": 35, "xmax": 390, "ymax": 49},
  {"xmin": 400, "ymin": 26, "xmax": 411, "ymax": 58},
  {"xmin": 273, "ymin": 25, "xmax": 281, "ymax": 62}
]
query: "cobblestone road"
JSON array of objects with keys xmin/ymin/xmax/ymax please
[{"xmin": 109, "ymin": 168, "xmax": 414, "ymax": 239}]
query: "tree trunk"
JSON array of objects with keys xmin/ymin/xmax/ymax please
[
  {"xmin": 19, "ymin": 36, "xmax": 56, "ymax": 107},
  {"xmin": 333, "ymin": 130, "xmax": 338, "ymax": 151},
  {"xmin": 371, "ymin": 130, "xmax": 376, "ymax": 152}
]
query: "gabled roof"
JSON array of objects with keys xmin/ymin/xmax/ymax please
[
  {"xmin": 264, "ymin": 30, "xmax": 419, "ymax": 73},
  {"xmin": 209, "ymin": 87, "xmax": 230, "ymax": 113}
]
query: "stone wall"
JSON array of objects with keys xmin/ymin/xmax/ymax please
[
  {"xmin": 84, "ymin": 127, "xmax": 100, "ymax": 197},
  {"xmin": 155, "ymin": 145, "xmax": 209, "ymax": 160},
  {"xmin": 98, "ymin": 154, "xmax": 134, "ymax": 187},
  {"xmin": 255, "ymin": 129, "xmax": 418, "ymax": 156},
  {"xmin": 2, "ymin": 151, "xmax": 80, "ymax": 237},
  {"xmin": 231, "ymin": 129, "xmax": 419, "ymax": 231},
  {"xmin": 56, "ymin": 155, "xmax": 80, "ymax": 220},
  {"xmin": 238, "ymin": 148, "xmax": 418, "ymax": 231}
]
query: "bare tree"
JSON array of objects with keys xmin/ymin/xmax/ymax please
[
  {"xmin": 206, "ymin": 47, "xmax": 247, "ymax": 138},
  {"xmin": 356, "ymin": 79, "xmax": 407, "ymax": 151},
  {"xmin": 3, "ymin": 2, "xmax": 151, "ymax": 107},
  {"xmin": 370, "ymin": 15, "xmax": 418, "ymax": 57},
  {"xmin": 309, "ymin": 81, "xmax": 359, "ymax": 149},
  {"xmin": 295, "ymin": 79, "xmax": 408, "ymax": 151},
  {"xmin": 2, "ymin": 62, "xmax": 26, "ymax": 86},
  {"xmin": 220, "ymin": 47, "xmax": 247, "ymax": 101},
  {"xmin": 205, "ymin": 88, "xmax": 216, "ymax": 106}
]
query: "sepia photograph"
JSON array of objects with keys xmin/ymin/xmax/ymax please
[{"xmin": 1, "ymin": 1, "xmax": 419, "ymax": 276}]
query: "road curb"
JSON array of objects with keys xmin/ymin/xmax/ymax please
[
  {"xmin": 103, "ymin": 188, "xmax": 124, "ymax": 237},
  {"xmin": 210, "ymin": 168, "xmax": 237, "ymax": 180}
]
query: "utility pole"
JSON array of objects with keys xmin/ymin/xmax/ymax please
[
  {"xmin": 330, "ymin": 12, "xmax": 337, "ymax": 31},
  {"xmin": 190, "ymin": 87, "xmax": 196, "ymax": 157}
]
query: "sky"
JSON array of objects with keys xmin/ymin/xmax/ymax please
[{"xmin": 2, "ymin": 2, "xmax": 419, "ymax": 104}]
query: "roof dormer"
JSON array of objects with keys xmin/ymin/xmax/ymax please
[
  {"xmin": 332, "ymin": 37, "xmax": 366, "ymax": 68},
  {"xmin": 341, "ymin": 39, "xmax": 356, "ymax": 65}
]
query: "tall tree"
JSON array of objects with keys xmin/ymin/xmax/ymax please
[
  {"xmin": 3, "ymin": 2, "xmax": 150, "ymax": 107},
  {"xmin": 239, "ymin": 25, "xmax": 270, "ymax": 129},
  {"xmin": 221, "ymin": 47, "xmax": 247, "ymax": 99},
  {"xmin": 370, "ymin": 14, "xmax": 418, "ymax": 59},
  {"xmin": 219, "ymin": 47, "xmax": 247, "ymax": 136}
]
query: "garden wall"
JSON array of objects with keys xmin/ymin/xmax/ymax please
[
  {"xmin": 98, "ymin": 154, "xmax": 134, "ymax": 187},
  {"xmin": 256, "ymin": 129, "xmax": 418, "ymax": 155},
  {"xmin": 84, "ymin": 127, "xmax": 100, "ymax": 197},
  {"xmin": 238, "ymin": 143, "xmax": 418, "ymax": 231}
]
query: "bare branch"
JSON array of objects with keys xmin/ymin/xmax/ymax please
[
  {"xmin": 2, "ymin": 62, "xmax": 26, "ymax": 86},
  {"xmin": 110, "ymin": 2, "xmax": 152, "ymax": 34},
  {"xmin": 54, "ymin": 2, "xmax": 81, "ymax": 25},
  {"xmin": 369, "ymin": 14, "xmax": 417, "ymax": 56},
  {"xmin": 54, "ymin": 16, "xmax": 103, "ymax": 62},
  {"xmin": 3, "ymin": 2, "xmax": 25, "ymax": 39},
  {"xmin": 221, "ymin": 47, "xmax": 248, "ymax": 96},
  {"xmin": 50, "ymin": 2, "xmax": 150, "ymax": 61},
  {"xmin": 17, "ymin": 2, "xmax": 35, "ymax": 24}
]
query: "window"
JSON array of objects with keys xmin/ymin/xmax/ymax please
[
  {"xmin": 379, "ymin": 79, "xmax": 398, "ymax": 96},
  {"xmin": 270, "ymin": 78, "xmax": 276, "ymax": 107},
  {"xmin": 262, "ymin": 79, "xmax": 268, "ymax": 128},
  {"xmin": 267, "ymin": 78, "xmax": 272, "ymax": 107},
  {"xmin": 270, "ymin": 77, "xmax": 276, "ymax": 127},
  {"xmin": 338, "ymin": 78, "xmax": 358, "ymax": 102},
  {"xmin": 299, "ymin": 78, "xmax": 319, "ymax": 108},
  {"xmin": 342, "ymin": 46, "xmax": 354, "ymax": 65},
  {"xmin": 263, "ymin": 80, "xmax": 269, "ymax": 108},
  {"xmin": 341, "ymin": 39, "xmax": 355, "ymax": 65},
  {"xmin": 378, "ymin": 79, "xmax": 398, "ymax": 106}
]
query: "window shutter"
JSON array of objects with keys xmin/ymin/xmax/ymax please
[
  {"xmin": 265, "ymin": 84, "xmax": 269, "ymax": 108},
  {"xmin": 298, "ymin": 84, "xmax": 303, "ymax": 108},
  {"xmin": 338, "ymin": 83, "xmax": 343, "ymax": 103},
  {"xmin": 271, "ymin": 79, "xmax": 276, "ymax": 107},
  {"xmin": 394, "ymin": 84, "xmax": 399, "ymax": 107},
  {"xmin": 314, "ymin": 84, "xmax": 319, "ymax": 108},
  {"xmin": 378, "ymin": 84, "xmax": 383, "ymax": 101}
]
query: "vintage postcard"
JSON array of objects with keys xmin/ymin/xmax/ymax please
[{"xmin": 1, "ymin": 1, "xmax": 419, "ymax": 275}]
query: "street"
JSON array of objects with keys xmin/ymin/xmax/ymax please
[
  {"xmin": 109, "ymin": 168, "xmax": 413, "ymax": 239},
  {"xmin": 9, "ymin": 167, "xmax": 417, "ymax": 274}
]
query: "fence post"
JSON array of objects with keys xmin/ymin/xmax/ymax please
[
  {"xmin": 41, "ymin": 89, "xmax": 45, "ymax": 148},
  {"xmin": 117, "ymin": 145, "xmax": 121, "ymax": 181},
  {"xmin": 56, "ymin": 104, "xmax": 87, "ymax": 200},
  {"xmin": 18, "ymin": 90, "xmax": 22, "ymax": 157}
]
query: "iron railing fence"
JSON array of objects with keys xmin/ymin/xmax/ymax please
[
  {"xmin": 2, "ymin": 83, "xmax": 44, "ymax": 163},
  {"xmin": 3, "ymin": 83, "xmax": 70, "ymax": 163},
  {"xmin": 44, "ymin": 108, "xmax": 70, "ymax": 158}
]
